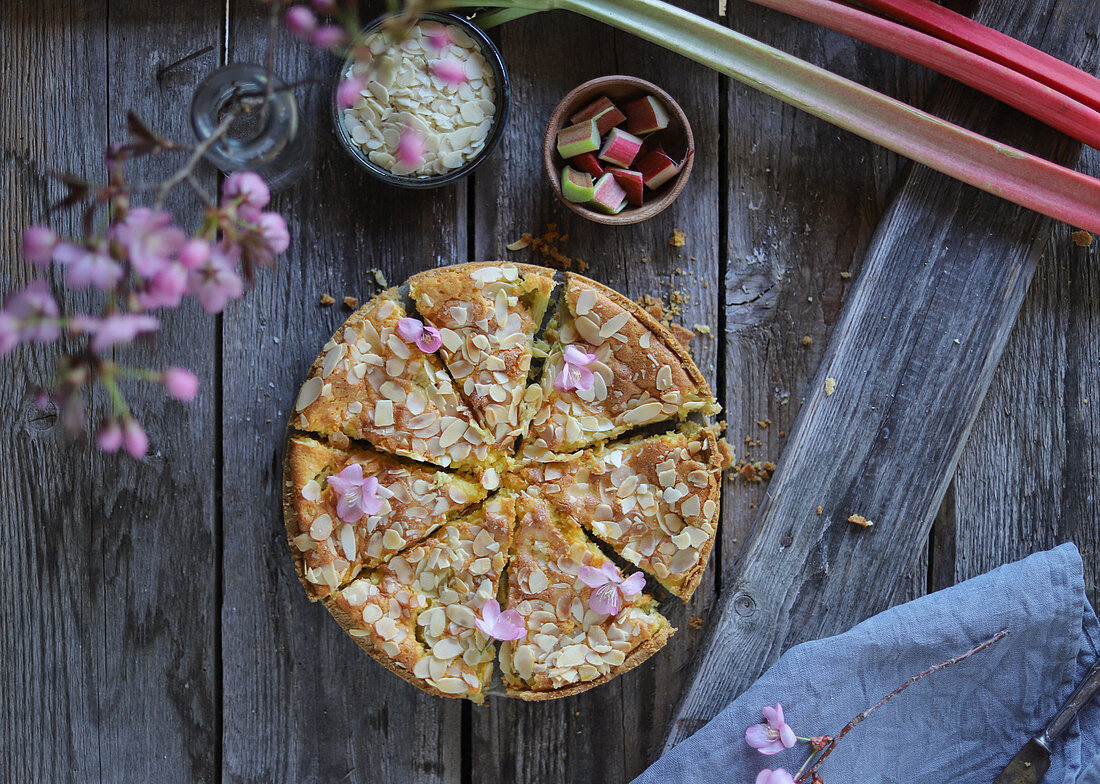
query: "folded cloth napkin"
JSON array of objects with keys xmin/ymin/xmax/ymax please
[{"xmin": 634, "ymin": 543, "xmax": 1100, "ymax": 784}]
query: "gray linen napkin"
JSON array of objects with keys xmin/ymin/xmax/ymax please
[{"xmin": 634, "ymin": 543, "xmax": 1100, "ymax": 784}]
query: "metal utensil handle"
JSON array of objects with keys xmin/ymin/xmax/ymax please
[{"xmin": 1042, "ymin": 659, "xmax": 1100, "ymax": 744}]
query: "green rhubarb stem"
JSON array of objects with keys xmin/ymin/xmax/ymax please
[
  {"xmin": 750, "ymin": 0, "xmax": 1100, "ymax": 151},
  {"xmin": 859, "ymin": 0, "xmax": 1100, "ymax": 116},
  {"xmin": 479, "ymin": 0, "xmax": 1100, "ymax": 233}
]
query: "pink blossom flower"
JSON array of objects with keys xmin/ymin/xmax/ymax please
[
  {"xmin": 423, "ymin": 26, "xmax": 452, "ymax": 51},
  {"xmin": 395, "ymin": 127, "xmax": 426, "ymax": 168},
  {"xmin": 79, "ymin": 313, "xmax": 160, "ymax": 351},
  {"xmin": 746, "ymin": 703, "xmax": 798, "ymax": 755},
  {"xmin": 474, "ymin": 599, "xmax": 526, "ymax": 641},
  {"xmin": 178, "ymin": 239, "xmax": 211, "ymax": 270},
  {"xmin": 222, "ymin": 172, "xmax": 271, "ymax": 212},
  {"xmin": 122, "ymin": 417, "xmax": 149, "ymax": 460},
  {"xmin": 138, "ymin": 263, "xmax": 188, "ymax": 310},
  {"xmin": 326, "ymin": 463, "xmax": 383, "ymax": 523},
  {"xmin": 311, "ymin": 24, "xmax": 348, "ymax": 49},
  {"xmin": 285, "ymin": 5, "xmax": 317, "ymax": 39},
  {"xmin": 256, "ymin": 212, "xmax": 290, "ymax": 254},
  {"xmin": 395, "ymin": 317, "xmax": 442, "ymax": 353},
  {"xmin": 97, "ymin": 419, "xmax": 124, "ymax": 453},
  {"xmin": 187, "ymin": 242, "xmax": 244, "ymax": 314},
  {"xmin": 2, "ymin": 281, "xmax": 61, "ymax": 350},
  {"xmin": 53, "ymin": 242, "xmax": 123, "ymax": 290},
  {"xmin": 111, "ymin": 208, "xmax": 187, "ymax": 279},
  {"xmin": 578, "ymin": 562, "xmax": 646, "ymax": 616},
  {"xmin": 755, "ymin": 769, "xmax": 796, "ymax": 784},
  {"xmin": 22, "ymin": 226, "xmax": 58, "ymax": 266},
  {"xmin": 163, "ymin": 367, "xmax": 200, "ymax": 402},
  {"xmin": 431, "ymin": 58, "xmax": 468, "ymax": 86},
  {"xmin": 336, "ymin": 76, "xmax": 365, "ymax": 109},
  {"xmin": 554, "ymin": 345, "xmax": 598, "ymax": 392}
]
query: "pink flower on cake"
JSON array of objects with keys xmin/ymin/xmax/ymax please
[
  {"xmin": 554, "ymin": 345, "xmax": 597, "ymax": 393},
  {"xmin": 579, "ymin": 562, "xmax": 646, "ymax": 616},
  {"xmin": 474, "ymin": 599, "xmax": 526, "ymax": 641},
  {"xmin": 746, "ymin": 703, "xmax": 798, "ymax": 755},
  {"xmin": 755, "ymin": 769, "xmax": 796, "ymax": 784},
  {"xmin": 396, "ymin": 317, "xmax": 442, "ymax": 353},
  {"xmin": 326, "ymin": 463, "xmax": 383, "ymax": 523}
]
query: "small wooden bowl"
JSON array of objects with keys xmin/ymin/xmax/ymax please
[{"xmin": 543, "ymin": 75, "xmax": 694, "ymax": 226}]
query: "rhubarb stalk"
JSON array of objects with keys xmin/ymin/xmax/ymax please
[
  {"xmin": 460, "ymin": 0, "xmax": 1100, "ymax": 233},
  {"xmin": 748, "ymin": 0, "xmax": 1100, "ymax": 151},
  {"xmin": 859, "ymin": 0, "xmax": 1100, "ymax": 115}
]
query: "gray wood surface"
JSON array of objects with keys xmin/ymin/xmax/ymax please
[{"xmin": 1, "ymin": 0, "xmax": 1098, "ymax": 782}]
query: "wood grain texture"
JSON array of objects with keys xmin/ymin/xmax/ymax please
[
  {"xmin": 0, "ymin": 2, "xmax": 221, "ymax": 782},
  {"xmin": 466, "ymin": 2, "xmax": 720, "ymax": 779},
  {"xmin": 667, "ymin": 0, "xmax": 1098, "ymax": 750},
  {"xmin": 219, "ymin": 3, "xmax": 462, "ymax": 782}
]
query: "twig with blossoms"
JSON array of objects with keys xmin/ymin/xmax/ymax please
[
  {"xmin": 745, "ymin": 629, "xmax": 1009, "ymax": 784},
  {"xmin": 4, "ymin": 110, "xmax": 290, "ymax": 459}
]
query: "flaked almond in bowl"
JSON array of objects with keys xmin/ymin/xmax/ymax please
[
  {"xmin": 333, "ymin": 12, "xmax": 510, "ymax": 188},
  {"xmin": 544, "ymin": 75, "xmax": 695, "ymax": 225}
]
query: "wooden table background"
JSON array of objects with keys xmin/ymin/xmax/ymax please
[{"xmin": 2, "ymin": 1, "xmax": 1097, "ymax": 782}]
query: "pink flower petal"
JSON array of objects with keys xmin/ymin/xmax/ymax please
[
  {"xmin": 97, "ymin": 420, "xmax": 123, "ymax": 453},
  {"xmin": 599, "ymin": 561, "xmax": 622, "ymax": 583},
  {"xmin": 431, "ymin": 59, "xmax": 468, "ymax": 86},
  {"xmin": 762, "ymin": 704, "xmax": 780, "ymax": 725},
  {"xmin": 360, "ymin": 476, "xmax": 383, "ymax": 515},
  {"xmin": 779, "ymin": 724, "xmax": 796, "ymax": 749},
  {"xmin": 493, "ymin": 609, "xmax": 527, "ymax": 641},
  {"xmin": 285, "ymin": 5, "xmax": 317, "ymax": 39},
  {"xmin": 416, "ymin": 324, "xmax": 442, "ymax": 353},
  {"xmin": 563, "ymin": 345, "xmax": 594, "ymax": 365},
  {"xmin": 480, "ymin": 599, "xmax": 501, "ymax": 625},
  {"xmin": 578, "ymin": 564, "xmax": 611, "ymax": 588},
  {"xmin": 745, "ymin": 724, "xmax": 774, "ymax": 749},
  {"xmin": 336, "ymin": 75, "xmax": 365, "ymax": 109},
  {"xmin": 620, "ymin": 571, "xmax": 646, "ymax": 596},
  {"xmin": 423, "ymin": 26, "xmax": 451, "ymax": 51},
  {"xmin": 395, "ymin": 127, "xmax": 426, "ymax": 168},
  {"xmin": 589, "ymin": 583, "xmax": 622, "ymax": 616},
  {"xmin": 396, "ymin": 317, "xmax": 424, "ymax": 342},
  {"xmin": 163, "ymin": 366, "xmax": 200, "ymax": 402},
  {"xmin": 122, "ymin": 418, "xmax": 149, "ymax": 460}
]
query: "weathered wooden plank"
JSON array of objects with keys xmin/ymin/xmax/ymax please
[
  {"xmin": 0, "ymin": 2, "xmax": 222, "ymax": 782},
  {"xmin": 467, "ymin": 2, "xmax": 720, "ymax": 779},
  {"xmin": 948, "ymin": 145, "xmax": 1100, "ymax": 604},
  {"xmin": 666, "ymin": 0, "xmax": 1098, "ymax": 749},
  {"xmin": 219, "ymin": 6, "xmax": 463, "ymax": 782}
]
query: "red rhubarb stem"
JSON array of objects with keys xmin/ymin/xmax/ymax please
[
  {"xmin": 750, "ymin": 0, "xmax": 1100, "ymax": 150},
  {"xmin": 860, "ymin": 0, "xmax": 1100, "ymax": 115}
]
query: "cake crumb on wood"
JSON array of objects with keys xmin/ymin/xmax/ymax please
[
  {"xmin": 319, "ymin": 293, "xmax": 335, "ymax": 306},
  {"xmin": 816, "ymin": 505, "xmax": 823, "ymax": 515},
  {"xmin": 1072, "ymin": 230, "xmax": 1093, "ymax": 247},
  {"xmin": 669, "ymin": 229, "xmax": 687, "ymax": 247},
  {"xmin": 343, "ymin": 296, "xmax": 358, "ymax": 309},
  {"xmin": 824, "ymin": 377, "xmax": 837, "ymax": 396},
  {"xmin": 688, "ymin": 616, "xmax": 704, "ymax": 629},
  {"xmin": 848, "ymin": 514, "xmax": 874, "ymax": 528},
  {"xmin": 802, "ymin": 335, "xmax": 812, "ymax": 345},
  {"xmin": 840, "ymin": 271, "xmax": 852, "ymax": 280},
  {"xmin": 370, "ymin": 268, "xmax": 388, "ymax": 288},
  {"xmin": 693, "ymin": 324, "xmax": 711, "ymax": 335}
]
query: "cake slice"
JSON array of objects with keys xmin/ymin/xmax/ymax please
[
  {"xmin": 326, "ymin": 493, "xmax": 515, "ymax": 703},
  {"xmin": 284, "ymin": 433, "xmax": 486, "ymax": 600},
  {"xmin": 409, "ymin": 262, "xmax": 556, "ymax": 453},
  {"xmin": 499, "ymin": 490, "xmax": 672, "ymax": 700},
  {"xmin": 522, "ymin": 273, "xmax": 717, "ymax": 460},
  {"xmin": 292, "ymin": 289, "xmax": 494, "ymax": 473},
  {"xmin": 520, "ymin": 423, "xmax": 724, "ymax": 600}
]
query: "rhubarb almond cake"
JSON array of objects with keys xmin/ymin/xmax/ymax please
[{"xmin": 285, "ymin": 262, "xmax": 727, "ymax": 702}]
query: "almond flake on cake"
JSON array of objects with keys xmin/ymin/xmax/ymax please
[
  {"xmin": 326, "ymin": 493, "xmax": 516, "ymax": 703},
  {"xmin": 498, "ymin": 489, "xmax": 672, "ymax": 699},
  {"xmin": 520, "ymin": 423, "xmax": 722, "ymax": 600},
  {"xmin": 409, "ymin": 262, "xmax": 556, "ymax": 453},
  {"xmin": 522, "ymin": 273, "xmax": 718, "ymax": 460},
  {"xmin": 284, "ymin": 433, "xmax": 486, "ymax": 600},
  {"xmin": 293, "ymin": 289, "xmax": 493, "ymax": 472}
]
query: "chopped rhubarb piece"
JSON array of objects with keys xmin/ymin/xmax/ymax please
[
  {"xmin": 637, "ymin": 149, "xmax": 681, "ymax": 190},
  {"xmin": 610, "ymin": 168, "xmax": 645, "ymax": 206},
  {"xmin": 561, "ymin": 165, "xmax": 596, "ymax": 203},
  {"xmin": 556, "ymin": 120, "xmax": 601, "ymax": 159},
  {"xmin": 598, "ymin": 128, "xmax": 644, "ymax": 168},
  {"xmin": 570, "ymin": 96, "xmax": 627, "ymax": 134},
  {"xmin": 569, "ymin": 152, "xmax": 606, "ymax": 178},
  {"xmin": 590, "ymin": 172, "xmax": 627, "ymax": 214},
  {"xmin": 623, "ymin": 95, "xmax": 671, "ymax": 135}
]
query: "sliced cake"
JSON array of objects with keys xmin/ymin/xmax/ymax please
[
  {"xmin": 326, "ymin": 493, "xmax": 516, "ymax": 703},
  {"xmin": 409, "ymin": 262, "xmax": 556, "ymax": 453},
  {"xmin": 293, "ymin": 289, "xmax": 494, "ymax": 473},
  {"xmin": 522, "ymin": 273, "xmax": 718, "ymax": 460},
  {"xmin": 284, "ymin": 433, "xmax": 486, "ymax": 599},
  {"xmin": 521, "ymin": 423, "xmax": 724, "ymax": 600},
  {"xmin": 499, "ymin": 489, "xmax": 672, "ymax": 700}
]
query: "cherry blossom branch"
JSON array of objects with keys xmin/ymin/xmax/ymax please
[
  {"xmin": 154, "ymin": 112, "xmax": 236, "ymax": 208},
  {"xmin": 794, "ymin": 629, "xmax": 1010, "ymax": 783}
]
